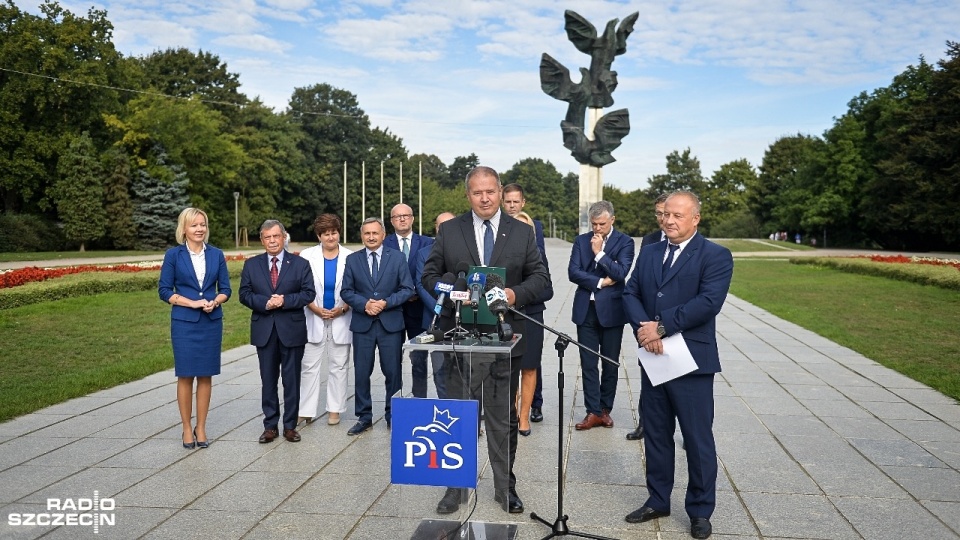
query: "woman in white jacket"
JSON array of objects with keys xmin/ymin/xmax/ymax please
[{"xmin": 298, "ymin": 214, "xmax": 353, "ymax": 425}]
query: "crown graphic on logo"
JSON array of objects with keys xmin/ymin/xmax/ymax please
[{"xmin": 433, "ymin": 406, "xmax": 458, "ymax": 431}]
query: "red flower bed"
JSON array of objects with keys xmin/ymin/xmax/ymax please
[
  {"xmin": 857, "ymin": 255, "xmax": 960, "ymax": 271},
  {"xmin": 0, "ymin": 264, "xmax": 160, "ymax": 290}
]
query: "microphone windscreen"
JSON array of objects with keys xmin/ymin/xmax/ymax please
[
  {"xmin": 440, "ymin": 272, "xmax": 456, "ymax": 285},
  {"xmin": 484, "ymin": 273, "xmax": 505, "ymax": 291},
  {"xmin": 453, "ymin": 277, "xmax": 468, "ymax": 291},
  {"xmin": 456, "ymin": 262, "xmax": 470, "ymax": 276}
]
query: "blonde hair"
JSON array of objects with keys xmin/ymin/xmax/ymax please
[
  {"xmin": 175, "ymin": 207, "xmax": 210, "ymax": 245},
  {"xmin": 514, "ymin": 211, "xmax": 534, "ymax": 228}
]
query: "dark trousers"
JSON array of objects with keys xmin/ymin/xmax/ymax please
[
  {"xmin": 641, "ymin": 370, "xmax": 717, "ymax": 519},
  {"xmin": 402, "ymin": 312, "xmax": 430, "ymax": 398},
  {"xmin": 576, "ymin": 302, "xmax": 624, "ymax": 415},
  {"xmin": 525, "ymin": 310, "xmax": 545, "ymax": 409},
  {"xmin": 353, "ymin": 320, "xmax": 403, "ymax": 423},
  {"xmin": 257, "ymin": 326, "xmax": 304, "ymax": 431},
  {"xmin": 444, "ymin": 352, "xmax": 520, "ymax": 494}
]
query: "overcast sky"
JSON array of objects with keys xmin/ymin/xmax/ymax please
[{"xmin": 22, "ymin": 0, "xmax": 960, "ymax": 190}]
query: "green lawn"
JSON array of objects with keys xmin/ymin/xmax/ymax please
[
  {"xmin": 0, "ymin": 290, "xmax": 250, "ymax": 422},
  {"xmin": 713, "ymin": 239, "xmax": 816, "ymax": 252},
  {"xmin": 730, "ymin": 259, "xmax": 960, "ymax": 401},
  {"xmin": 0, "ymin": 250, "xmax": 165, "ymax": 263}
]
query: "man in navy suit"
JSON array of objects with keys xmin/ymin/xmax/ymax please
[
  {"xmin": 412, "ymin": 211, "xmax": 457, "ymax": 398},
  {"xmin": 569, "ymin": 201, "xmax": 635, "ymax": 430},
  {"xmin": 341, "ymin": 217, "xmax": 415, "ymax": 435},
  {"xmin": 383, "ymin": 203, "xmax": 434, "ymax": 398},
  {"xmin": 627, "ymin": 192, "xmax": 669, "ymax": 441},
  {"xmin": 622, "ymin": 191, "xmax": 733, "ymax": 540},
  {"xmin": 239, "ymin": 220, "xmax": 317, "ymax": 444}
]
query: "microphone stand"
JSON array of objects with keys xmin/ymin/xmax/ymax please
[{"xmin": 506, "ymin": 306, "xmax": 619, "ymax": 540}]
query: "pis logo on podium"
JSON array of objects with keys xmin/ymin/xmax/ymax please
[{"xmin": 390, "ymin": 398, "xmax": 479, "ymax": 488}]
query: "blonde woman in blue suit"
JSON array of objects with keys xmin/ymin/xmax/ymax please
[{"xmin": 159, "ymin": 208, "xmax": 231, "ymax": 449}]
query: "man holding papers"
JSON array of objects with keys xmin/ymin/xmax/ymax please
[{"xmin": 622, "ymin": 191, "xmax": 733, "ymax": 540}]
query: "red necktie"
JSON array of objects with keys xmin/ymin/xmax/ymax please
[{"xmin": 270, "ymin": 257, "xmax": 279, "ymax": 289}]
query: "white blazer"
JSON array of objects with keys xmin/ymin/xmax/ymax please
[{"xmin": 301, "ymin": 244, "xmax": 353, "ymax": 345}]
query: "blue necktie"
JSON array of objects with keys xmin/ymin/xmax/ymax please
[
  {"xmin": 662, "ymin": 243, "xmax": 678, "ymax": 276},
  {"xmin": 483, "ymin": 220, "xmax": 494, "ymax": 265},
  {"xmin": 370, "ymin": 252, "xmax": 379, "ymax": 281},
  {"xmin": 401, "ymin": 237, "xmax": 409, "ymax": 260}
]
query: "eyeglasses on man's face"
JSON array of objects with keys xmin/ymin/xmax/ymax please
[{"xmin": 391, "ymin": 214, "xmax": 413, "ymax": 221}]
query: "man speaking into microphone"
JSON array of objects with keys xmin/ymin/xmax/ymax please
[{"xmin": 422, "ymin": 166, "xmax": 549, "ymax": 515}]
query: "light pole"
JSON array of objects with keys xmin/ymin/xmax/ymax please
[{"xmin": 233, "ymin": 192, "xmax": 239, "ymax": 249}]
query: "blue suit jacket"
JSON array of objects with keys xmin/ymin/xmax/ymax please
[
  {"xmin": 622, "ymin": 232, "xmax": 733, "ymax": 374},
  {"xmin": 158, "ymin": 243, "xmax": 232, "ymax": 322},
  {"xmin": 568, "ymin": 228, "xmax": 635, "ymax": 327},
  {"xmin": 340, "ymin": 246, "xmax": 415, "ymax": 334},
  {"xmin": 239, "ymin": 251, "xmax": 316, "ymax": 348},
  {"xmin": 384, "ymin": 233, "xmax": 433, "ymax": 330}
]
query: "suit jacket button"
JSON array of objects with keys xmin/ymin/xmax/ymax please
[
  {"xmin": 654, "ymin": 315, "xmax": 661, "ymax": 321},
  {"xmin": 657, "ymin": 292, "xmax": 663, "ymax": 298}
]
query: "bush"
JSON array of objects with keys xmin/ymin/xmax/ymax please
[
  {"xmin": 0, "ymin": 214, "xmax": 65, "ymax": 252},
  {"xmin": 791, "ymin": 257, "xmax": 960, "ymax": 291}
]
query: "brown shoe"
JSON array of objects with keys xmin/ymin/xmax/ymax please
[
  {"xmin": 600, "ymin": 409, "xmax": 614, "ymax": 428},
  {"xmin": 575, "ymin": 413, "xmax": 604, "ymax": 430},
  {"xmin": 258, "ymin": 429, "xmax": 278, "ymax": 443},
  {"xmin": 283, "ymin": 428, "xmax": 301, "ymax": 442}
]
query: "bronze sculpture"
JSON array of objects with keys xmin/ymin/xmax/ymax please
[{"xmin": 540, "ymin": 10, "xmax": 639, "ymax": 167}]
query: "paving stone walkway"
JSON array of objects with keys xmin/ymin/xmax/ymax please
[{"xmin": 1, "ymin": 239, "xmax": 958, "ymax": 539}]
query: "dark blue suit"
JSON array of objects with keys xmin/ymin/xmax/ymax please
[
  {"xmin": 525, "ymin": 220, "xmax": 553, "ymax": 408},
  {"xmin": 568, "ymin": 228, "xmax": 635, "ymax": 417},
  {"xmin": 239, "ymin": 251, "xmax": 316, "ymax": 431},
  {"xmin": 413, "ymin": 244, "xmax": 447, "ymax": 398},
  {"xmin": 384, "ymin": 233, "xmax": 434, "ymax": 397},
  {"xmin": 340, "ymin": 246, "xmax": 415, "ymax": 424},
  {"xmin": 623, "ymin": 231, "xmax": 733, "ymax": 519}
]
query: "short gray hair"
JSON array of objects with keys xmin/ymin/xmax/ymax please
[
  {"xmin": 666, "ymin": 191, "xmax": 702, "ymax": 214},
  {"xmin": 359, "ymin": 217, "xmax": 385, "ymax": 232},
  {"xmin": 588, "ymin": 201, "xmax": 615, "ymax": 220},
  {"xmin": 464, "ymin": 166, "xmax": 501, "ymax": 192},
  {"xmin": 259, "ymin": 219, "xmax": 286, "ymax": 234}
]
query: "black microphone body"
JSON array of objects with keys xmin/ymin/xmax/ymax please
[{"xmin": 428, "ymin": 272, "xmax": 457, "ymax": 333}]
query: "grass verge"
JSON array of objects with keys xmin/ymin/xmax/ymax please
[
  {"xmin": 0, "ymin": 287, "xmax": 250, "ymax": 423},
  {"xmin": 730, "ymin": 259, "xmax": 960, "ymax": 401},
  {"xmin": 713, "ymin": 239, "xmax": 815, "ymax": 252},
  {"xmin": 0, "ymin": 250, "xmax": 164, "ymax": 263}
]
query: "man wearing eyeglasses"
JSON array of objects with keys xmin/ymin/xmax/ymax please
[{"xmin": 384, "ymin": 203, "xmax": 434, "ymax": 397}]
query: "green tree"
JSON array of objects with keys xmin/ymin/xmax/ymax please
[
  {"xmin": 134, "ymin": 47, "xmax": 246, "ymax": 121},
  {"xmin": 646, "ymin": 149, "xmax": 709, "ymax": 197},
  {"xmin": 0, "ymin": 0, "xmax": 125, "ymax": 213},
  {"xmin": 132, "ymin": 147, "xmax": 189, "ymax": 250},
  {"xmin": 447, "ymin": 154, "xmax": 480, "ymax": 189},
  {"xmin": 101, "ymin": 147, "xmax": 137, "ymax": 249},
  {"xmin": 705, "ymin": 159, "xmax": 754, "ymax": 237},
  {"xmin": 51, "ymin": 132, "xmax": 106, "ymax": 251}
]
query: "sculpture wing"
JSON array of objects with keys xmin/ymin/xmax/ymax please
[
  {"xmin": 589, "ymin": 109, "xmax": 631, "ymax": 166},
  {"xmin": 615, "ymin": 12, "xmax": 640, "ymax": 55},
  {"xmin": 540, "ymin": 53, "xmax": 574, "ymax": 101},
  {"xmin": 564, "ymin": 10, "xmax": 597, "ymax": 54}
]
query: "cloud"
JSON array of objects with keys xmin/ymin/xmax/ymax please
[
  {"xmin": 322, "ymin": 13, "xmax": 455, "ymax": 61},
  {"xmin": 213, "ymin": 34, "xmax": 291, "ymax": 55}
]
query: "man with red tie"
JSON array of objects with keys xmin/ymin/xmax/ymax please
[{"xmin": 239, "ymin": 220, "xmax": 316, "ymax": 444}]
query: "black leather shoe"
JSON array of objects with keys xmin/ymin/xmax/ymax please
[
  {"xmin": 347, "ymin": 421, "xmax": 372, "ymax": 436},
  {"xmin": 530, "ymin": 407, "xmax": 544, "ymax": 422},
  {"xmin": 518, "ymin": 428, "xmax": 531, "ymax": 437},
  {"xmin": 690, "ymin": 517, "xmax": 712, "ymax": 539},
  {"xmin": 626, "ymin": 425, "xmax": 644, "ymax": 440},
  {"xmin": 625, "ymin": 505, "xmax": 670, "ymax": 523},
  {"xmin": 436, "ymin": 488, "xmax": 464, "ymax": 514},
  {"xmin": 494, "ymin": 489, "xmax": 524, "ymax": 513}
]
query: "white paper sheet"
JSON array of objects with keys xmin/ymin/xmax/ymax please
[{"xmin": 637, "ymin": 332, "xmax": 698, "ymax": 386}]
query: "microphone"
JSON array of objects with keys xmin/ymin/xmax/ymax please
[
  {"xmin": 428, "ymin": 272, "xmax": 456, "ymax": 332},
  {"xmin": 450, "ymin": 277, "xmax": 470, "ymax": 328},
  {"xmin": 484, "ymin": 272, "xmax": 505, "ymax": 292},
  {"xmin": 484, "ymin": 288, "xmax": 513, "ymax": 340},
  {"xmin": 467, "ymin": 272, "xmax": 486, "ymax": 306},
  {"xmin": 455, "ymin": 261, "xmax": 470, "ymax": 280}
]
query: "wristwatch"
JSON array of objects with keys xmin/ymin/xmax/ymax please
[{"xmin": 656, "ymin": 322, "xmax": 666, "ymax": 338}]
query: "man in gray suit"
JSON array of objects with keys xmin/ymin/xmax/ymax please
[{"xmin": 422, "ymin": 166, "xmax": 550, "ymax": 515}]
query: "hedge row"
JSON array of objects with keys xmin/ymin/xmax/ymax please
[
  {"xmin": 0, "ymin": 262, "xmax": 245, "ymax": 310},
  {"xmin": 791, "ymin": 257, "xmax": 960, "ymax": 291}
]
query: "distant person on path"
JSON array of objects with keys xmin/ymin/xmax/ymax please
[
  {"xmin": 240, "ymin": 220, "xmax": 317, "ymax": 444},
  {"xmin": 297, "ymin": 214, "xmax": 353, "ymax": 426},
  {"xmin": 158, "ymin": 207, "xmax": 231, "ymax": 450},
  {"xmin": 622, "ymin": 191, "xmax": 733, "ymax": 540},
  {"xmin": 569, "ymin": 200, "xmax": 635, "ymax": 431},
  {"xmin": 383, "ymin": 203, "xmax": 434, "ymax": 397},
  {"xmin": 502, "ymin": 183, "xmax": 554, "ymax": 433}
]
